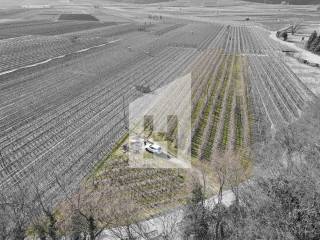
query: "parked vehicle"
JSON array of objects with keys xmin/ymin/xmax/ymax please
[{"xmin": 146, "ymin": 144, "xmax": 162, "ymax": 154}]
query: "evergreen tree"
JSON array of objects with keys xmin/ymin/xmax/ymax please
[
  {"xmin": 184, "ymin": 182, "xmax": 210, "ymax": 240},
  {"xmin": 314, "ymin": 40, "xmax": 320, "ymax": 54},
  {"xmin": 309, "ymin": 34, "xmax": 320, "ymax": 52},
  {"xmin": 306, "ymin": 31, "xmax": 317, "ymax": 50}
]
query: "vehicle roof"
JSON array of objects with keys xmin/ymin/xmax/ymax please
[{"xmin": 150, "ymin": 144, "xmax": 161, "ymax": 149}]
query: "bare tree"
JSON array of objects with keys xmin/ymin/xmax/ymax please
[
  {"xmin": 211, "ymin": 152, "xmax": 228, "ymax": 204},
  {"xmin": 56, "ymin": 182, "xmax": 110, "ymax": 240},
  {"xmin": 31, "ymin": 183, "xmax": 59, "ymax": 240},
  {"xmin": 107, "ymin": 192, "xmax": 149, "ymax": 240},
  {"xmin": 0, "ymin": 195, "xmax": 13, "ymax": 240},
  {"xmin": 183, "ymin": 176, "xmax": 210, "ymax": 240},
  {"xmin": 8, "ymin": 185, "xmax": 34, "ymax": 240},
  {"xmin": 157, "ymin": 212, "xmax": 182, "ymax": 240}
]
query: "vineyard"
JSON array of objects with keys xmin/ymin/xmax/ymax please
[
  {"xmin": 0, "ymin": 23, "xmax": 140, "ymax": 75},
  {"xmin": 0, "ymin": 19, "xmax": 118, "ymax": 40},
  {"xmin": 190, "ymin": 26, "xmax": 251, "ymax": 162},
  {"xmin": 164, "ymin": 24, "xmax": 315, "ymax": 161},
  {"xmin": 71, "ymin": 24, "xmax": 317, "ymax": 216},
  {"xmin": 0, "ymin": 21, "xmax": 216, "ymax": 200},
  {"xmin": 0, "ymin": 18, "xmax": 316, "ymax": 215}
]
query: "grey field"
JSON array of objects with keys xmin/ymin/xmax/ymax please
[{"xmin": 0, "ymin": 0, "xmax": 320, "ymax": 239}]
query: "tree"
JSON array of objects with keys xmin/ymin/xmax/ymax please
[
  {"xmin": 306, "ymin": 30, "xmax": 317, "ymax": 50},
  {"xmin": 107, "ymin": 192, "xmax": 147, "ymax": 240},
  {"xmin": 34, "ymin": 190, "xmax": 58, "ymax": 240},
  {"xmin": 56, "ymin": 184, "xmax": 111, "ymax": 240},
  {"xmin": 8, "ymin": 186, "xmax": 34, "ymax": 240},
  {"xmin": 211, "ymin": 153, "xmax": 228, "ymax": 204},
  {"xmin": 313, "ymin": 40, "xmax": 320, "ymax": 53},
  {"xmin": 310, "ymin": 36, "xmax": 320, "ymax": 52},
  {"xmin": 57, "ymin": 176, "xmax": 147, "ymax": 240},
  {"xmin": 183, "ymin": 176, "xmax": 210, "ymax": 240},
  {"xmin": 0, "ymin": 198, "xmax": 13, "ymax": 240},
  {"xmin": 157, "ymin": 212, "xmax": 181, "ymax": 240},
  {"xmin": 25, "ymin": 170, "xmax": 63, "ymax": 240},
  {"xmin": 32, "ymin": 223, "xmax": 47, "ymax": 240},
  {"xmin": 180, "ymin": 100, "xmax": 320, "ymax": 239},
  {"xmin": 233, "ymin": 106, "xmax": 320, "ymax": 239},
  {"xmin": 225, "ymin": 152, "xmax": 247, "ymax": 207}
]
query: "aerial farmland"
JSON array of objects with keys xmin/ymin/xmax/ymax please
[{"xmin": 0, "ymin": 0, "xmax": 320, "ymax": 239}]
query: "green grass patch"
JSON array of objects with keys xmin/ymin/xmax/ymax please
[{"xmin": 90, "ymin": 132, "xmax": 129, "ymax": 177}]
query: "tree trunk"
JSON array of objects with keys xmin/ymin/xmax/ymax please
[
  {"xmin": 48, "ymin": 214, "xmax": 58, "ymax": 240},
  {"xmin": 13, "ymin": 226, "xmax": 26, "ymax": 240},
  {"xmin": 88, "ymin": 216, "xmax": 96, "ymax": 240}
]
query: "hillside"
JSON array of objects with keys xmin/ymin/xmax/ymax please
[{"xmin": 243, "ymin": 0, "xmax": 319, "ymax": 4}]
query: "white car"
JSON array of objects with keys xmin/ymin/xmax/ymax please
[{"xmin": 146, "ymin": 144, "xmax": 162, "ymax": 154}]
